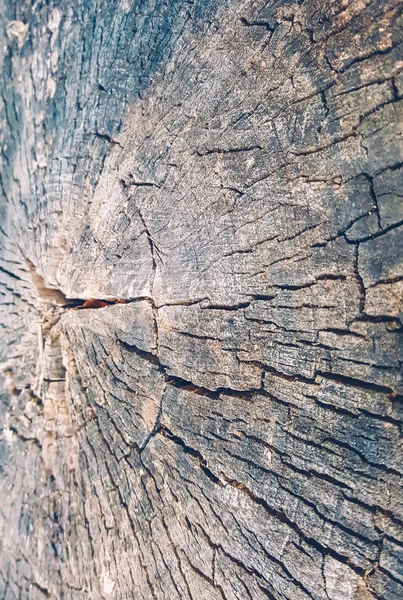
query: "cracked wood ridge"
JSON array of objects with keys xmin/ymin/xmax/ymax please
[{"xmin": 0, "ymin": 0, "xmax": 402, "ymax": 599}]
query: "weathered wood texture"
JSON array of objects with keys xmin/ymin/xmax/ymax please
[{"xmin": 1, "ymin": 0, "xmax": 403, "ymax": 598}]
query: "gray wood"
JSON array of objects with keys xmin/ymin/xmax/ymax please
[{"xmin": 0, "ymin": 0, "xmax": 402, "ymax": 598}]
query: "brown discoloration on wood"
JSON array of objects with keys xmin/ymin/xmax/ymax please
[
  {"xmin": 74, "ymin": 298, "xmax": 128, "ymax": 309},
  {"xmin": 76, "ymin": 299, "xmax": 113, "ymax": 309}
]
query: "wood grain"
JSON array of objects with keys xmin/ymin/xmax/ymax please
[{"xmin": 0, "ymin": 0, "xmax": 402, "ymax": 598}]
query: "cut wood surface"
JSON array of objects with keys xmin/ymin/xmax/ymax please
[{"xmin": 0, "ymin": 0, "xmax": 402, "ymax": 598}]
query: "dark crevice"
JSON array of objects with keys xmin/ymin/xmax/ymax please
[
  {"xmin": 30, "ymin": 581, "xmax": 51, "ymax": 597},
  {"xmin": 321, "ymin": 327, "xmax": 367, "ymax": 339},
  {"xmin": 69, "ymin": 296, "xmax": 153, "ymax": 310},
  {"xmin": 345, "ymin": 218, "xmax": 403, "ymax": 245},
  {"xmin": 118, "ymin": 337, "xmax": 257, "ymax": 400},
  {"xmin": 221, "ymin": 473, "xmax": 374, "ymax": 577},
  {"xmin": 186, "ymin": 559, "xmax": 226, "ymax": 600},
  {"xmin": 352, "ymin": 243, "xmax": 366, "ymax": 314},
  {"xmin": 324, "ymin": 42, "xmax": 402, "ymax": 76},
  {"xmin": 120, "ymin": 176, "xmax": 160, "ymax": 189},
  {"xmin": 287, "ymin": 131, "xmax": 358, "ymax": 157},
  {"xmin": 161, "ymin": 425, "xmax": 223, "ymax": 486},
  {"xmin": 137, "ymin": 206, "xmax": 165, "ymax": 281},
  {"xmin": 203, "ymin": 300, "xmax": 254, "ymax": 311},
  {"xmin": 0, "ymin": 263, "xmax": 24, "ymax": 282},
  {"xmin": 8, "ymin": 426, "xmax": 42, "ymax": 449},
  {"xmin": 162, "ymin": 424, "xmax": 380, "ymax": 582},
  {"xmin": 315, "ymin": 370, "xmax": 399, "ymax": 396},
  {"xmin": 93, "ymin": 131, "xmax": 123, "ymax": 149},
  {"xmin": 240, "ymin": 17, "xmax": 275, "ymax": 34},
  {"xmin": 197, "ymin": 145, "xmax": 263, "ymax": 157}
]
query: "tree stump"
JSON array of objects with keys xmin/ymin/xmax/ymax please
[{"xmin": 0, "ymin": 1, "xmax": 402, "ymax": 598}]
